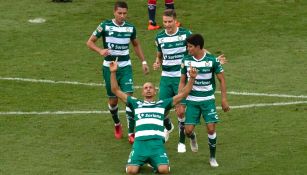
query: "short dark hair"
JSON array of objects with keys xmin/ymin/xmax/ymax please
[
  {"xmin": 186, "ymin": 34, "xmax": 204, "ymax": 49},
  {"xmin": 163, "ymin": 9, "xmax": 177, "ymax": 19},
  {"xmin": 114, "ymin": 1, "xmax": 128, "ymax": 10}
]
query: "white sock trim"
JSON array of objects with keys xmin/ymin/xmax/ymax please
[
  {"xmin": 126, "ymin": 106, "xmax": 132, "ymax": 112},
  {"xmin": 178, "ymin": 117, "xmax": 185, "ymax": 122},
  {"xmin": 108, "ymin": 104, "xmax": 118, "ymax": 110},
  {"xmin": 208, "ymin": 132, "xmax": 216, "ymax": 139}
]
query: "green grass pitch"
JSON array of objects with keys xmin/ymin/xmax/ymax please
[{"xmin": 0, "ymin": 0, "xmax": 306, "ymax": 174}]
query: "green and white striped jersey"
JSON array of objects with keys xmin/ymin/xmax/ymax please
[
  {"xmin": 93, "ymin": 19, "xmax": 136, "ymax": 67},
  {"xmin": 181, "ymin": 53, "xmax": 224, "ymax": 103},
  {"xmin": 127, "ymin": 96, "xmax": 173, "ymax": 141},
  {"xmin": 155, "ymin": 27, "xmax": 192, "ymax": 77}
]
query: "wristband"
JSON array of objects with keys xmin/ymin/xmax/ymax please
[{"xmin": 142, "ymin": 61, "xmax": 147, "ymax": 65}]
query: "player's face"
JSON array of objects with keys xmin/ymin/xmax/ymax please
[
  {"xmin": 114, "ymin": 7, "xmax": 127, "ymax": 25},
  {"xmin": 163, "ymin": 16, "xmax": 176, "ymax": 34},
  {"xmin": 187, "ymin": 43, "xmax": 197, "ymax": 56},
  {"xmin": 142, "ymin": 82, "xmax": 156, "ymax": 98}
]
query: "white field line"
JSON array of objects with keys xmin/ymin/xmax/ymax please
[
  {"xmin": 1, "ymin": 77, "xmax": 306, "ymax": 98},
  {"xmin": 0, "ymin": 101, "xmax": 306, "ymax": 115}
]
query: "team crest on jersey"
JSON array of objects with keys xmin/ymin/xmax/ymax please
[
  {"xmin": 181, "ymin": 63, "xmax": 185, "ymax": 68},
  {"xmin": 136, "ymin": 101, "xmax": 143, "ymax": 108}
]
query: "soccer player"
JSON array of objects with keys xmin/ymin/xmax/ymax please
[
  {"xmin": 153, "ymin": 9, "xmax": 227, "ymax": 153},
  {"xmin": 110, "ymin": 60, "xmax": 197, "ymax": 174},
  {"xmin": 179, "ymin": 34, "xmax": 230, "ymax": 167},
  {"xmin": 147, "ymin": 0, "xmax": 180, "ymax": 30},
  {"xmin": 86, "ymin": 1, "xmax": 149, "ymax": 144}
]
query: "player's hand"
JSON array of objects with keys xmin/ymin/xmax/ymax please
[
  {"xmin": 142, "ymin": 64, "xmax": 150, "ymax": 75},
  {"xmin": 153, "ymin": 61, "xmax": 161, "ymax": 70},
  {"xmin": 99, "ymin": 49, "xmax": 110, "ymax": 57},
  {"xmin": 109, "ymin": 58, "xmax": 118, "ymax": 72},
  {"xmin": 188, "ymin": 64, "xmax": 198, "ymax": 79},
  {"xmin": 217, "ymin": 54, "xmax": 228, "ymax": 65},
  {"xmin": 221, "ymin": 99, "xmax": 230, "ymax": 112}
]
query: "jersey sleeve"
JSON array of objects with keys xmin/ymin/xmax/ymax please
[
  {"xmin": 130, "ymin": 26, "xmax": 137, "ymax": 40},
  {"xmin": 163, "ymin": 98, "xmax": 174, "ymax": 112},
  {"xmin": 186, "ymin": 29, "xmax": 192, "ymax": 37},
  {"xmin": 155, "ymin": 35, "xmax": 162, "ymax": 52},
  {"xmin": 92, "ymin": 22, "xmax": 104, "ymax": 38},
  {"xmin": 127, "ymin": 96, "xmax": 138, "ymax": 110},
  {"xmin": 181, "ymin": 58, "xmax": 187, "ymax": 75}
]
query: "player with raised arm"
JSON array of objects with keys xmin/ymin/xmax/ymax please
[{"xmin": 110, "ymin": 59, "xmax": 197, "ymax": 174}]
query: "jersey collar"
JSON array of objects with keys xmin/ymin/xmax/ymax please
[
  {"xmin": 112, "ymin": 19, "xmax": 125, "ymax": 26},
  {"xmin": 165, "ymin": 27, "xmax": 179, "ymax": 36}
]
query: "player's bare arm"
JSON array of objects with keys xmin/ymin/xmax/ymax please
[
  {"xmin": 86, "ymin": 35, "xmax": 110, "ymax": 57},
  {"xmin": 131, "ymin": 39, "xmax": 150, "ymax": 75},
  {"xmin": 110, "ymin": 60, "xmax": 128, "ymax": 103},
  {"xmin": 173, "ymin": 65, "xmax": 197, "ymax": 106},
  {"xmin": 216, "ymin": 72, "xmax": 230, "ymax": 112}
]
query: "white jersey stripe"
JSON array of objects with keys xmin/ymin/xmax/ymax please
[
  {"xmin": 105, "ymin": 25, "xmax": 133, "ymax": 33},
  {"xmin": 135, "ymin": 118, "xmax": 164, "ymax": 127},
  {"xmin": 185, "ymin": 60, "xmax": 213, "ymax": 68},
  {"xmin": 157, "ymin": 34, "xmax": 187, "ymax": 43},
  {"xmin": 195, "ymin": 73, "xmax": 213, "ymax": 80},
  {"xmin": 135, "ymin": 130, "xmax": 165, "ymax": 138},
  {"xmin": 103, "ymin": 60, "xmax": 131, "ymax": 67},
  {"xmin": 186, "ymin": 95, "xmax": 215, "ymax": 101},
  {"xmin": 105, "ymin": 37, "xmax": 130, "ymax": 45},
  {"xmin": 162, "ymin": 71, "xmax": 181, "ymax": 77},
  {"xmin": 135, "ymin": 107, "xmax": 165, "ymax": 115},
  {"xmin": 161, "ymin": 46, "xmax": 186, "ymax": 55},
  {"xmin": 162, "ymin": 59, "xmax": 182, "ymax": 66},
  {"xmin": 108, "ymin": 49, "xmax": 129, "ymax": 56},
  {"xmin": 192, "ymin": 84, "xmax": 213, "ymax": 92}
]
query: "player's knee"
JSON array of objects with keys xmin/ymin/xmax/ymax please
[
  {"xmin": 175, "ymin": 105, "xmax": 185, "ymax": 118},
  {"xmin": 158, "ymin": 165, "xmax": 170, "ymax": 174},
  {"xmin": 175, "ymin": 110, "xmax": 184, "ymax": 118},
  {"xmin": 208, "ymin": 130, "xmax": 215, "ymax": 135},
  {"xmin": 184, "ymin": 128, "xmax": 193, "ymax": 136},
  {"xmin": 126, "ymin": 166, "xmax": 139, "ymax": 174}
]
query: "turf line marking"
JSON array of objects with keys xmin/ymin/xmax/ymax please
[
  {"xmin": 0, "ymin": 101, "xmax": 306, "ymax": 115},
  {"xmin": 1, "ymin": 77, "xmax": 306, "ymax": 99}
]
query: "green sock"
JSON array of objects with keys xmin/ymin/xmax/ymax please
[
  {"xmin": 163, "ymin": 117, "xmax": 172, "ymax": 131},
  {"xmin": 126, "ymin": 106, "xmax": 135, "ymax": 134},
  {"xmin": 187, "ymin": 131, "xmax": 195, "ymax": 140},
  {"xmin": 208, "ymin": 133, "xmax": 217, "ymax": 158},
  {"xmin": 108, "ymin": 104, "xmax": 120, "ymax": 124}
]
